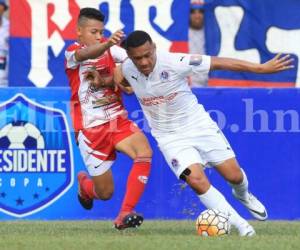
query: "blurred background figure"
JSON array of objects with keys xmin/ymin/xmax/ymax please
[
  {"xmin": 0, "ymin": 0, "xmax": 9, "ymax": 87},
  {"xmin": 188, "ymin": 0, "xmax": 208, "ymax": 87}
]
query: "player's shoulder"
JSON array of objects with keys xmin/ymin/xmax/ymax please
[
  {"xmin": 122, "ymin": 57, "xmax": 136, "ymax": 72},
  {"xmin": 159, "ymin": 50, "xmax": 187, "ymax": 61},
  {"xmin": 65, "ymin": 42, "xmax": 82, "ymax": 53},
  {"xmin": 157, "ymin": 50, "xmax": 188, "ymax": 68}
]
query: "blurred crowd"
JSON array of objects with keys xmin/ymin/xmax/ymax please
[
  {"xmin": 0, "ymin": 0, "xmax": 209, "ymax": 88},
  {"xmin": 188, "ymin": 0, "xmax": 207, "ymax": 87},
  {"xmin": 0, "ymin": 0, "xmax": 8, "ymax": 87},
  {"xmin": 3, "ymin": 1, "xmax": 285, "ymax": 88}
]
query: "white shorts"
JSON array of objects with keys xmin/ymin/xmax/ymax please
[
  {"xmin": 158, "ymin": 125, "xmax": 235, "ymax": 179},
  {"xmin": 77, "ymin": 130, "xmax": 114, "ymax": 177},
  {"xmin": 76, "ymin": 116, "xmax": 140, "ymax": 177}
]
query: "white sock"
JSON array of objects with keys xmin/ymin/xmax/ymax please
[
  {"xmin": 198, "ymin": 185, "xmax": 248, "ymax": 229},
  {"xmin": 230, "ymin": 168, "xmax": 249, "ymax": 199}
]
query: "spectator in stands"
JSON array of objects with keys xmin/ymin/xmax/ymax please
[
  {"xmin": 0, "ymin": 0, "xmax": 9, "ymax": 87},
  {"xmin": 188, "ymin": 0, "xmax": 208, "ymax": 87}
]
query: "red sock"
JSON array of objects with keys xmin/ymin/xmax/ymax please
[
  {"xmin": 120, "ymin": 158, "xmax": 151, "ymax": 212},
  {"xmin": 82, "ymin": 177, "xmax": 98, "ymax": 199}
]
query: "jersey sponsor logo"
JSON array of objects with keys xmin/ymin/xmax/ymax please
[
  {"xmin": 0, "ymin": 94, "xmax": 74, "ymax": 217},
  {"xmin": 139, "ymin": 93, "xmax": 178, "ymax": 106},
  {"xmin": 92, "ymin": 94, "xmax": 121, "ymax": 108}
]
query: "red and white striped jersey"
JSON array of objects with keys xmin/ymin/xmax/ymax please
[{"xmin": 65, "ymin": 42, "xmax": 127, "ymax": 131}]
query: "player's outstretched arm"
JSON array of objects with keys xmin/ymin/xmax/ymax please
[
  {"xmin": 75, "ymin": 30, "xmax": 125, "ymax": 62},
  {"xmin": 210, "ymin": 54, "xmax": 294, "ymax": 74}
]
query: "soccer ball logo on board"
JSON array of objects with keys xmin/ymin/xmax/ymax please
[
  {"xmin": 0, "ymin": 94, "xmax": 73, "ymax": 217},
  {"xmin": 0, "ymin": 121, "xmax": 44, "ymax": 149}
]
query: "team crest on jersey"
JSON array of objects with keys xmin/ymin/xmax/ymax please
[
  {"xmin": 160, "ymin": 71, "xmax": 169, "ymax": 81},
  {"xmin": 0, "ymin": 94, "xmax": 73, "ymax": 217},
  {"xmin": 171, "ymin": 158, "xmax": 179, "ymax": 169}
]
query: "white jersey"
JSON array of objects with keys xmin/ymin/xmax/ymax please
[
  {"xmin": 122, "ymin": 50, "xmax": 213, "ymax": 138},
  {"xmin": 188, "ymin": 27, "xmax": 208, "ymax": 87}
]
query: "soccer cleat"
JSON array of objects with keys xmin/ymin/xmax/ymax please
[
  {"xmin": 77, "ymin": 171, "xmax": 93, "ymax": 210},
  {"xmin": 114, "ymin": 211, "xmax": 144, "ymax": 230},
  {"xmin": 238, "ymin": 223, "xmax": 256, "ymax": 237},
  {"xmin": 233, "ymin": 190, "xmax": 268, "ymax": 221}
]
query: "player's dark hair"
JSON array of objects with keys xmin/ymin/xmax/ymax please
[
  {"xmin": 78, "ymin": 8, "xmax": 105, "ymax": 24},
  {"xmin": 122, "ymin": 30, "xmax": 152, "ymax": 50}
]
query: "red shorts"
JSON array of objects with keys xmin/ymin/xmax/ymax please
[{"xmin": 77, "ymin": 116, "xmax": 140, "ymax": 176}]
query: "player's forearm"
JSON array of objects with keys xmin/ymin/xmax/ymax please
[
  {"xmin": 113, "ymin": 65, "xmax": 133, "ymax": 93},
  {"xmin": 210, "ymin": 57, "xmax": 263, "ymax": 73},
  {"xmin": 75, "ymin": 41, "xmax": 112, "ymax": 62}
]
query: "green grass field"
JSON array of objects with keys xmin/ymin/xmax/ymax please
[{"xmin": 0, "ymin": 221, "xmax": 299, "ymax": 250}]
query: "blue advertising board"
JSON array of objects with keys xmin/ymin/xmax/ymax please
[{"xmin": 0, "ymin": 88, "xmax": 299, "ymax": 220}]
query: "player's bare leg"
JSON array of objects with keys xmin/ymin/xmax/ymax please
[
  {"xmin": 183, "ymin": 163, "xmax": 255, "ymax": 236},
  {"xmin": 215, "ymin": 157, "xmax": 268, "ymax": 221},
  {"xmin": 113, "ymin": 131, "xmax": 152, "ymax": 230},
  {"xmin": 77, "ymin": 169, "xmax": 114, "ymax": 210}
]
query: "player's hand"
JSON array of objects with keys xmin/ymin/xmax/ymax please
[
  {"xmin": 84, "ymin": 69, "xmax": 105, "ymax": 90},
  {"xmin": 108, "ymin": 30, "xmax": 125, "ymax": 46},
  {"xmin": 116, "ymin": 84, "xmax": 134, "ymax": 94},
  {"xmin": 113, "ymin": 66, "xmax": 133, "ymax": 94},
  {"xmin": 260, "ymin": 54, "xmax": 294, "ymax": 73}
]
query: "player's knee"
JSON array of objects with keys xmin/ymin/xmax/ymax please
[
  {"xmin": 99, "ymin": 191, "xmax": 114, "ymax": 201},
  {"xmin": 136, "ymin": 147, "xmax": 153, "ymax": 159},
  {"xmin": 189, "ymin": 176, "xmax": 209, "ymax": 189},
  {"xmin": 228, "ymin": 170, "xmax": 243, "ymax": 185},
  {"xmin": 94, "ymin": 188, "xmax": 114, "ymax": 201},
  {"xmin": 181, "ymin": 168, "xmax": 210, "ymax": 194}
]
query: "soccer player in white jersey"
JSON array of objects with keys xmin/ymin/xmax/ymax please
[
  {"xmin": 115, "ymin": 30, "xmax": 294, "ymax": 236},
  {"xmin": 65, "ymin": 10, "xmax": 152, "ymax": 230}
]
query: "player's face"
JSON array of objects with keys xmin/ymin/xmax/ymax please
[
  {"xmin": 0, "ymin": 5, "xmax": 6, "ymax": 16},
  {"xmin": 77, "ymin": 19, "xmax": 104, "ymax": 46},
  {"xmin": 127, "ymin": 41, "xmax": 156, "ymax": 76},
  {"xmin": 189, "ymin": 9, "xmax": 204, "ymax": 30}
]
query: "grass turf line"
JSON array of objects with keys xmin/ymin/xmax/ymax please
[{"xmin": 0, "ymin": 220, "xmax": 299, "ymax": 250}]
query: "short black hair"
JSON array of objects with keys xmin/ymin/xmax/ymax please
[
  {"xmin": 78, "ymin": 8, "xmax": 105, "ymax": 24},
  {"xmin": 122, "ymin": 30, "xmax": 152, "ymax": 50},
  {"xmin": 190, "ymin": 8, "xmax": 204, "ymax": 14}
]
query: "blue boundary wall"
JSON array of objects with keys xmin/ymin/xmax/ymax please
[{"xmin": 0, "ymin": 88, "xmax": 299, "ymax": 220}]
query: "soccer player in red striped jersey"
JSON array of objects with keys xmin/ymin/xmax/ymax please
[{"xmin": 65, "ymin": 8, "xmax": 152, "ymax": 230}]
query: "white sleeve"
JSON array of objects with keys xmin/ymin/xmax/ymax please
[
  {"xmin": 110, "ymin": 45, "xmax": 128, "ymax": 63},
  {"xmin": 65, "ymin": 49, "xmax": 80, "ymax": 69},
  {"xmin": 121, "ymin": 59, "xmax": 137, "ymax": 87},
  {"xmin": 168, "ymin": 52, "xmax": 211, "ymax": 78},
  {"xmin": 121, "ymin": 59, "xmax": 130, "ymax": 80},
  {"xmin": 190, "ymin": 55, "xmax": 211, "ymax": 75}
]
